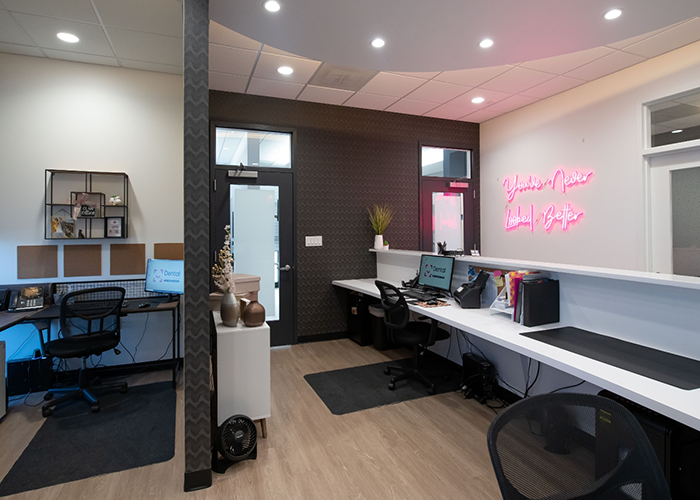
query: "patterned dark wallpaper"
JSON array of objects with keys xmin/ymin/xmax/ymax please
[
  {"xmin": 183, "ymin": 0, "xmax": 211, "ymax": 488},
  {"xmin": 209, "ymin": 92, "xmax": 480, "ymax": 339}
]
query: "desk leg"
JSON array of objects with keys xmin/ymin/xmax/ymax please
[{"xmin": 257, "ymin": 418, "xmax": 267, "ymax": 438}]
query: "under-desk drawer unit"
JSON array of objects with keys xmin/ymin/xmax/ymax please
[{"xmin": 214, "ymin": 313, "xmax": 270, "ymax": 426}]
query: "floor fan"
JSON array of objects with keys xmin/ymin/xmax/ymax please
[{"xmin": 213, "ymin": 414, "xmax": 257, "ymax": 473}]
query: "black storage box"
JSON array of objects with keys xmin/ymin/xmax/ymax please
[
  {"xmin": 521, "ymin": 279, "xmax": 559, "ymax": 327},
  {"xmin": 347, "ymin": 291, "xmax": 375, "ymax": 346}
]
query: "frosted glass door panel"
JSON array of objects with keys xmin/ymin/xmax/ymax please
[
  {"xmin": 231, "ymin": 186, "xmax": 279, "ymax": 321},
  {"xmin": 432, "ymin": 192, "xmax": 464, "ymax": 253},
  {"xmin": 671, "ymin": 166, "xmax": 700, "ymax": 277}
]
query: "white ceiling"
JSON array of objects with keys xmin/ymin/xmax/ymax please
[{"xmin": 1, "ymin": 0, "xmax": 699, "ymax": 123}]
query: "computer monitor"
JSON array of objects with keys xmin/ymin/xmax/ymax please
[
  {"xmin": 145, "ymin": 259, "xmax": 184, "ymax": 297},
  {"xmin": 417, "ymin": 254, "xmax": 455, "ymax": 293}
]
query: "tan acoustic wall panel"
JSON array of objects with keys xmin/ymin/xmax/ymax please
[
  {"xmin": 154, "ymin": 243, "xmax": 184, "ymax": 260},
  {"xmin": 110, "ymin": 243, "xmax": 145, "ymax": 275},
  {"xmin": 64, "ymin": 245, "xmax": 102, "ymax": 277},
  {"xmin": 17, "ymin": 245, "xmax": 58, "ymax": 279}
]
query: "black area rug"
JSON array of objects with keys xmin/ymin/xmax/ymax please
[
  {"xmin": 0, "ymin": 381, "xmax": 176, "ymax": 497},
  {"xmin": 304, "ymin": 357, "xmax": 457, "ymax": 415}
]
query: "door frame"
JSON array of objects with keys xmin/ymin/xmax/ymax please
[{"xmin": 209, "ymin": 121, "xmax": 298, "ymax": 345}]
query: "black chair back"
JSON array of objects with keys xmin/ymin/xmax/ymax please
[
  {"xmin": 60, "ymin": 287, "xmax": 125, "ymax": 339},
  {"xmin": 375, "ymin": 280, "xmax": 410, "ymax": 332},
  {"xmin": 487, "ymin": 392, "xmax": 672, "ymax": 500}
]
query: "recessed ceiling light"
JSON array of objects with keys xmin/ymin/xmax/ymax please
[
  {"xmin": 471, "ymin": 97, "xmax": 485, "ymax": 104},
  {"xmin": 264, "ymin": 1, "xmax": 281, "ymax": 12},
  {"xmin": 671, "ymin": 129, "xmax": 683, "ymax": 134},
  {"xmin": 479, "ymin": 39, "xmax": 493, "ymax": 49},
  {"xmin": 604, "ymin": 9, "xmax": 622, "ymax": 20},
  {"xmin": 57, "ymin": 32, "xmax": 79, "ymax": 43},
  {"xmin": 277, "ymin": 66, "xmax": 293, "ymax": 75},
  {"xmin": 371, "ymin": 38, "xmax": 385, "ymax": 48}
]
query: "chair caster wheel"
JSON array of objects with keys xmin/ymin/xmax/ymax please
[
  {"xmin": 428, "ymin": 387, "xmax": 435, "ymax": 395},
  {"xmin": 43, "ymin": 392, "xmax": 54, "ymax": 401},
  {"xmin": 384, "ymin": 368, "xmax": 391, "ymax": 375},
  {"xmin": 388, "ymin": 382, "xmax": 395, "ymax": 391},
  {"xmin": 120, "ymin": 386, "xmax": 128, "ymax": 394},
  {"xmin": 91, "ymin": 404, "xmax": 100, "ymax": 413},
  {"xmin": 42, "ymin": 407, "xmax": 53, "ymax": 418}
]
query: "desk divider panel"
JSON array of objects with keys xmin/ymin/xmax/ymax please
[
  {"xmin": 110, "ymin": 243, "xmax": 145, "ymax": 275},
  {"xmin": 53, "ymin": 279, "xmax": 164, "ymax": 300},
  {"xmin": 64, "ymin": 245, "xmax": 101, "ymax": 277},
  {"xmin": 17, "ymin": 245, "xmax": 58, "ymax": 279}
]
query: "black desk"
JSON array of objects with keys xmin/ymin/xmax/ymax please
[{"xmin": 28, "ymin": 298, "xmax": 181, "ymax": 388}]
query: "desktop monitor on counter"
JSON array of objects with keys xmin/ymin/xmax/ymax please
[
  {"xmin": 417, "ymin": 254, "xmax": 455, "ymax": 293},
  {"xmin": 145, "ymin": 259, "xmax": 184, "ymax": 296}
]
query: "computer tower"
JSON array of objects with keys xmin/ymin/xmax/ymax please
[
  {"xmin": 461, "ymin": 353, "xmax": 496, "ymax": 404},
  {"xmin": 599, "ymin": 390, "xmax": 700, "ymax": 499},
  {"xmin": 6, "ymin": 356, "xmax": 52, "ymax": 397},
  {"xmin": 346, "ymin": 292, "xmax": 374, "ymax": 346}
]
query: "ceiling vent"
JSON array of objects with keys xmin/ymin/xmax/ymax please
[{"xmin": 309, "ymin": 63, "xmax": 379, "ymax": 91}]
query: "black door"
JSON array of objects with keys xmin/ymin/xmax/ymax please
[{"xmin": 213, "ymin": 168, "xmax": 296, "ymax": 346}]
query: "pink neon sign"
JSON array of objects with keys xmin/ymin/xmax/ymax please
[{"xmin": 501, "ymin": 168, "xmax": 593, "ymax": 232}]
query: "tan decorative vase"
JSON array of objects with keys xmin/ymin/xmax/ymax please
[
  {"xmin": 220, "ymin": 292, "xmax": 240, "ymax": 327},
  {"xmin": 242, "ymin": 300, "xmax": 265, "ymax": 327}
]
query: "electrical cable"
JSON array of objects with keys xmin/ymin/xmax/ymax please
[
  {"xmin": 132, "ymin": 313, "xmax": 150, "ymax": 362},
  {"xmin": 7, "ymin": 328, "xmax": 37, "ymax": 361},
  {"xmin": 550, "ymin": 380, "xmax": 585, "ymax": 394}
]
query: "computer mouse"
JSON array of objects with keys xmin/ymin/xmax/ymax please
[
  {"xmin": 426, "ymin": 299, "xmax": 438, "ymax": 306},
  {"xmin": 138, "ymin": 303, "xmax": 150, "ymax": 308}
]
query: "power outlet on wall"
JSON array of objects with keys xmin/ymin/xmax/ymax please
[{"xmin": 305, "ymin": 236, "xmax": 322, "ymax": 247}]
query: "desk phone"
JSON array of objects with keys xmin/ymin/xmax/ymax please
[{"xmin": 8, "ymin": 286, "xmax": 44, "ymax": 312}]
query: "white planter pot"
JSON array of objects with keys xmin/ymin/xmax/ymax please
[{"xmin": 374, "ymin": 234, "xmax": 384, "ymax": 250}]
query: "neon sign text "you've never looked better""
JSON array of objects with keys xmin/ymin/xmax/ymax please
[{"xmin": 502, "ymin": 168, "xmax": 593, "ymax": 232}]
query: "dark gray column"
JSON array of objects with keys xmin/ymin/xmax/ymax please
[{"xmin": 183, "ymin": 0, "xmax": 211, "ymax": 491}]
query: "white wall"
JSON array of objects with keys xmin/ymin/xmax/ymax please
[
  {"xmin": 481, "ymin": 40, "xmax": 700, "ymax": 271},
  {"xmin": 0, "ymin": 53, "xmax": 183, "ymax": 366}
]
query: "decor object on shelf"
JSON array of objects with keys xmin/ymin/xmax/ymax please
[
  {"xmin": 106, "ymin": 217, "xmax": 123, "ymax": 238},
  {"xmin": 242, "ymin": 300, "xmax": 265, "ymax": 327},
  {"xmin": 383, "ymin": 240, "xmax": 389, "ymax": 251},
  {"xmin": 212, "ymin": 225, "xmax": 239, "ymax": 326},
  {"xmin": 60, "ymin": 220, "xmax": 75, "ymax": 239},
  {"xmin": 367, "ymin": 204, "xmax": 394, "ymax": 250},
  {"xmin": 109, "ymin": 195, "xmax": 122, "ymax": 205}
]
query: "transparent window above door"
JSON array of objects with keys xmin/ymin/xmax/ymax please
[
  {"xmin": 648, "ymin": 87, "xmax": 700, "ymax": 148},
  {"xmin": 215, "ymin": 127, "xmax": 292, "ymax": 168},
  {"xmin": 421, "ymin": 146, "xmax": 471, "ymax": 178}
]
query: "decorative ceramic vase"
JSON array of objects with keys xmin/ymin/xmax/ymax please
[
  {"xmin": 220, "ymin": 292, "xmax": 240, "ymax": 327},
  {"xmin": 374, "ymin": 234, "xmax": 384, "ymax": 250},
  {"xmin": 242, "ymin": 300, "xmax": 266, "ymax": 327}
]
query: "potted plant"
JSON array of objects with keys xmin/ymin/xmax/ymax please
[{"xmin": 367, "ymin": 204, "xmax": 394, "ymax": 250}]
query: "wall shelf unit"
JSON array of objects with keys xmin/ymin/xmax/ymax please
[{"xmin": 45, "ymin": 169, "xmax": 129, "ymax": 240}]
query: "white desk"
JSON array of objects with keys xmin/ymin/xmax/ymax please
[{"xmin": 333, "ymin": 277, "xmax": 700, "ymax": 433}]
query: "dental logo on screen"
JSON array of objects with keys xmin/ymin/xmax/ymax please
[
  {"xmin": 424, "ymin": 264, "xmax": 447, "ymax": 280},
  {"xmin": 152, "ymin": 269, "xmax": 163, "ymax": 282},
  {"xmin": 502, "ymin": 168, "xmax": 593, "ymax": 233}
]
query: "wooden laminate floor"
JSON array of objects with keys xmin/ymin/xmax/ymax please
[{"xmin": 0, "ymin": 340, "xmax": 502, "ymax": 500}]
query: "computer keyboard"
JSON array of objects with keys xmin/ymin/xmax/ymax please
[{"xmin": 401, "ymin": 289, "xmax": 439, "ymax": 301}]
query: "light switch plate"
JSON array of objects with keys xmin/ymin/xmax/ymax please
[{"xmin": 305, "ymin": 236, "xmax": 322, "ymax": 247}]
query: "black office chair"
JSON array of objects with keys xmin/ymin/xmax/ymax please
[
  {"xmin": 39, "ymin": 287, "xmax": 128, "ymax": 417},
  {"xmin": 375, "ymin": 280, "xmax": 449, "ymax": 394},
  {"xmin": 486, "ymin": 392, "xmax": 672, "ymax": 500}
]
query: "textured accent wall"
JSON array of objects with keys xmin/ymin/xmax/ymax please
[
  {"xmin": 183, "ymin": 0, "xmax": 211, "ymax": 486},
  {"xmin": 210, "ymin": 92, "xmax": 479, "ymax": 339}
]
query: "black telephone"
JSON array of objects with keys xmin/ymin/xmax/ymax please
[
  {"xmin": 402, "ymin": 274, "xmax": 419, "ymax": 288},
  {"xmin": 0, "ymin": 288, "xmax": 10, "ymax": 311},
  {"xmin": 7, "ymin": 286, "xmax": 44, "ymax": 312}
]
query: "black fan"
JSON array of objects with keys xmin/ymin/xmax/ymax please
[{"xmin": 213, "ymin": 414, "xmax": 257, "ymax": 473}]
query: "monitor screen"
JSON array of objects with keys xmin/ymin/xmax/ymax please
[
  {"xmin": 145, "ymin": 259, "xmax": 184, "ymax": 295},
  {"xmin": 417, "ymin": 254, "xmax": 455, "ymax": 292}
]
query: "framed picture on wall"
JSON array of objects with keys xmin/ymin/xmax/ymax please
[{"xmin": 106, "ymin": 217, "xmax": 124, "ymax": 238}]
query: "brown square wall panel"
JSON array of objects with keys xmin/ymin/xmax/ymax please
[
  {"xmin": 154, "ymin": 243, "xmax": 184, "ymax": 260},
  {"xmin": 17, "ymin": 245, "xmax": 58, "ymax": 279},
  {"xmin": 110, "ymin": 243, "xmax": 145, "ymax": 275},
  {"xmin": 64, "ymin": 245, "xmax": 101, "ymax": 277}
]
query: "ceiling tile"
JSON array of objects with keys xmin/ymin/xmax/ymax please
[
  {"xmin": 0, "ymin": 42, "xmax": 43, "ymax": 57},
  {"xmin": 520, "ymin": 46, "xmax": 614, "ymax": 75},
  {"xmin": 519, "ymin": 75, "xmax": 586, "ymax": 99},
  {"xmin": 43, "ymin": 48, "xmax": 118, "ymax": 66},
  {"xmin": 424, "ymin": 104, "xmax": 471, "ymax": 120},
  {"xmin": 120, "ymin": 58, "xmax": 182, "ymax": 74},
  {"xmin": 343, "ymin": 92, "xmax": 398, "ymax": 111},
  {"xmin": 261, "ymin": 45, "xmax": 307, "ymax": 57},
  {"xmin": 210, "ymin": 71, "xmax": 248, "ymax": 93},
  {"xmin": 359, "ymin": 72, "xmax": 426, "ymax": 98},
  {"xmin": 479, "ymin": 66, "xmax": 556, "ymax": 94},
  {"xmin": 621, "ymin": 18, "xmax": 700, "ymax": 59},
  {"xmin": 449, "ymin": 88, "xmax": 512, "ymax": 108},
  {"xmin": 209, "ymin": 44, "xmax": 258, "ymax": 75},
  {"xmin": 0, "ymin": 10, "xmax": 35, "ymax": 45},
  {"xmin": 460, "ymin": 107, "xmax": 504, "ymax": 123},
  {"xmin": 385, "ymin": 98, "xmax": 438, "ymax": 116},
  {"xmin": 210, "ymin": 21, "xmax": 260, "ymax": 50},
  {"xmin": 252, "ymin": 52, "xmax": 321, "ymax": 84},
  {"xmin": 92, "ymin": 0, "xmax": 182, "ymax": 38},
  {"xmin": 297, "ymin": 85, "xmax": 353, "ymax": 105},
  {"xmin": 12, "ymin": 13, "xmax": 113, "ymax": 56},
  {"xmin": 247, "ymin": 77, "xmax": 303, "ymax": 99},
  {"xmin": 565, "ymin": 50, "xmax": 646, "ymax": 81},
  {"xmin": 404, "ymin": 80, "xmax": 469, "ymax": 103},
  {"xmin": 484, "ymin": 94, "xmax": 539, "ymax": 114},
  {"xmin": 107, "ymin": 28, "xmax": 181, "ymax": 65},
  {"xmin": 387, "ymin": 70, "xmax": 441, "ymax": 79},
  {"xmin": 1, "ymin": 0, "xmax": 98, "ymax": 23},
  {"xmin": 606, "ymin": 22, "xmax": 684, "ymax": 50},
  {"xmin": 434, "ymin": 65, "xmax": 511, "ymax": 87}
]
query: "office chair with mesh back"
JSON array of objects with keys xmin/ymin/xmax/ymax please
[
  {"xmin": 375, "ymin": 280, "xmax": 449, "ymax": 394},
  {"xmin": 39, "ymin": 287, "xmax": 128, "ymax": 417},
  {"xmin": 487, "ymin": 392, "xmax": 672, "ymax": 500}
]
